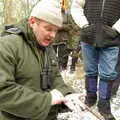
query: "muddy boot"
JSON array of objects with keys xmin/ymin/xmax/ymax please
[
  {"xmin": 98, "ymin": 99, "xmax": 115, "ymax": 120},
  {"xmin": 111, "ymin": 77, "xmax": 120, "ymax": 96},
  {"xmin": 85, "ymin": 93, "xmax": 97, "ymax": 107},
  {"xmin": 98, "ymin": 80, "xmax": 116, "ymax": 120},
  {"xmin": 85, "ymin": 76, "xmax": 98, "ymax": 107}
]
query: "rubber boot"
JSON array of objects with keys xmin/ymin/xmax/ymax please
[
  {"xmin": 98, "ymin": 80, "xmax": 116, "ymax": 120},
  {"xmin": 85, "ymin": 93, "xmax": 97, "ymax": 107},
  {"xmin": 85, "ymin": 76, "xmax": 98, "ymax": 107},
  {"xmin": 111, "ymin": 77, "xmax": 120, "ymax": 96},
  {"xmin": 98, "ymin": 99, "xmax": 115, "ymax": 120}
]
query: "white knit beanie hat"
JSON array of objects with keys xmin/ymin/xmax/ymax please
[{"xmin": 30, "ymin": 0, "xmax": 63, "ymax": 27}]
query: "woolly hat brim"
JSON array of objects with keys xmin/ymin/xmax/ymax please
[{"xmin": 30, "ymin": 0, "xmax": 63, "ymax": 27}]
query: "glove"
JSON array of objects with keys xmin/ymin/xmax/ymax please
[
  {"xmin": 64, "ymin": 93, "xmax": 85, "ymax": 111},
  {"xmin": 80, "ymin": 24, "xmax": 96, "ymax": 45},
  {"xmin": 102, "ymin": 25, "xmax": 118, "ymax": 39},
  {"xmin": 50, "ymin": 89, "xmax": 66, "ymax": 105},
  {"xmin": 95, "ymin": 25, "xmax": 119, "ymax": 47}
]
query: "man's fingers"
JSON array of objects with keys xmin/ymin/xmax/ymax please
[
  {"xmin": 64, "ymin": 101, "xmax": 74, "ymax": 111},
  {"xmin": 52, "ymin": 98, "xmax": 67, "ymax": 105}
]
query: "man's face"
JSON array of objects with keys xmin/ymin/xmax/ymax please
[{"xmin": 29, "ymin": 17, "xmax": 60, "ymax": 47}]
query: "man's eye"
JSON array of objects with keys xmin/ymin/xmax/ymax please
[
  {"xmin": 47, "ymin": 28, "xmax": 52, "ymax": 31},
  {"xmin": 45, "ymin": 27, "xmax": 52, "ymax": 31}
]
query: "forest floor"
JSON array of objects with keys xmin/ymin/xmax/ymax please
[{"xmin": 57, "ymin": 57, "xmax": 120, "ymax": 120}]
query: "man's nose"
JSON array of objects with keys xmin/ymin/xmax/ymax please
[{"xmin": 50, "ymin": 31, "xmax": 57, "ymax": 38}]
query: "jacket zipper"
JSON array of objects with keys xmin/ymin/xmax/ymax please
[
  {"xmin": 94, "ymin": 0, "xmax": 106, "ymax": 47},
  {"xmin": 101, "ymin": 0, "xmax": 106, "ymax": 18}
]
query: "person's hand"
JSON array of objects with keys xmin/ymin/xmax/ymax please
[
  {"xmin": 64, "ymin": 93, "xmax": 84, "ymax": 111},
  {"xmin": 50, "ymin": 89, "xmax": 66, "ymax": 105},
  {"xmin": 95, "ymin": 25, "xmax": 119, "ymax": 47},
  {"xmin": 102, "ymin": 25, "xmax": 119, "ymax": 39},
  {"xmin": 80, "ymin": 24, "xmax": 96, "ymax": 45}
]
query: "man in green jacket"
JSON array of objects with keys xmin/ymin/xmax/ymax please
[{"xmin": 0, "ymin": 0, "xmax": 79, "ymax": 120}]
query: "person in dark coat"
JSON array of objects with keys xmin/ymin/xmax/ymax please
[{"xmin": 71, "ymin": 0, "xmax": 120, "ymax": 120}]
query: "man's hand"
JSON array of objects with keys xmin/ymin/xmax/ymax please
[
  {"xmin": 64, "ymin": 93, "xmax": 85, "ymax": 111},
  {"xmin": 50, "ymin": 89, "xmax": 66, "ymax": 105},
  {"xmin": 95, "ymin": 25, "xmax": 119, "ymax": 47},
  {"xmin": 102, "ymin": 25, "xmax": 119, "ymax": 39},
  {"xmin": 80, "ymin": 24, "xmax": 96, "ymax": 45}
]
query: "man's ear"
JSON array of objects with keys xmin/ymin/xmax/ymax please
[{"xmin": 28, "ymin": 16, "xmax": 36, "ymax": 27}]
